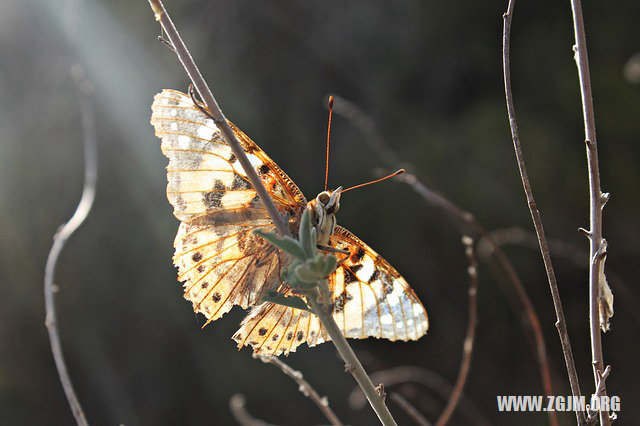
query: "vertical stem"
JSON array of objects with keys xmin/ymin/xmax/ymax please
[
  {"xmin": 568, "ymin": 1, "xmax": 610, "ymax": 424},
  {"xmin": 308, "ymin": 294, "xmax": 398, "ymax": 426},
  {"xmin": 502, "ymin": 2, "xmax": 585, "ymax": 424}
]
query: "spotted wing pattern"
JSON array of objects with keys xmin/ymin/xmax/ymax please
[
  {"xmin": 232, "ymin": 226, "xmax": 429, "ymax": 357},
  {"xmin": 151, "ymin": 89, "xmax": 306, "ymax": 322}
]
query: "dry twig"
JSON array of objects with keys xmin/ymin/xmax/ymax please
[
  {"xmin": 256, "ymin": 355, "xmax": 344, "ymax": 426},
  {"xmin": 147, "ymin": 2, "xmax": 397, "ymax": 424},
  {"xmin": 502, "ymin": 2, "xmax": 585, "ymax": 424},
  {"xmin": 44, "ymin": 69, "xmax": 97, "ymax": 426},
  {"xmin": 435, "ymin": 236, "xmax": 479, "ymax": 426},
  {"xmin": 568, "ymin": 1, "xmax": 612, "ymax": 423}
]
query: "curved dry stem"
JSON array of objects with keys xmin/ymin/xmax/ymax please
[
  {"xmin": 503, "ymin": 2, "xmax": 584, "ymax": 424},
  {"xmin": 148, "ymin": 2, "xmax": 397, "ymax": 424},
  {"xmin": 44, "ymin": 69, "xmax": 97, "ymax": 426},
  {"xmin": 434, "ymin": 237, "xmax": 479, "ymax": 426},
  {"xmin": 331, "ymin": 95, "xmax": 556, "ymax": 425},
  {"xmin": 256, "ymin": 355, "xmax": 344, "ymax": 426}
]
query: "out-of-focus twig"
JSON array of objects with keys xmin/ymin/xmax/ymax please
[
  {"xmin": 331, "ymin": 95, "xmax": 556, "ymax": 426},
  {"xmin": 229, "ymin": 394, "xmax": 278, "ymax": 426},
  {"xmin": 435, "ymin": 237, "xmax": 479, "ymax": 426},
  {"xmin": 148, "ymin": 3, "xmax": 397, "ymax": 424},
  {"xmin": 390, "ymin": 393, "xmax": 432, "ymax": 426},
  {"xmin": 503, "ymin": 2, "xmax": 584, "ymax": 424},
  {"xmin": 256, "ymin": 355, "xmax": 344, "ymax": 426},
  {"xmin": 44, "ymin": 67, "xmax": 97, "ymax": 426},
  {"xmin": 349, "ymin": 366, "xmax": 490, "ymax": 426},
  {"xmin": 568, "ymin": 1, "xmax": 612, "ymax": 423}
]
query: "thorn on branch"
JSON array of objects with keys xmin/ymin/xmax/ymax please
[
  {"xmin": 600, "ymin": 192, "xmax": 610, "ymax": 205},
  {"xmin": 579, "ymin": 227, "xmax": 592, "ymax": 238}
]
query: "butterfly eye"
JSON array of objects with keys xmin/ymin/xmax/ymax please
[{"xmin": 318, "ymin": 192, "xmax": 330, "ymax": 205}]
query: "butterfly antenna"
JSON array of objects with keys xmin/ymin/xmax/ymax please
[
  {"xmin": 341, "ymin": 169, "xmax": 405, "ymax": 194},
  {"xmin": 324, "ymin": 95, "xmax": 334, "ymax": 192}
]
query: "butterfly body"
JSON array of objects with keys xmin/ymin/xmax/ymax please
[{"xmin": 151, "ymin": 89, "xmax": 428, "ymax": 356}]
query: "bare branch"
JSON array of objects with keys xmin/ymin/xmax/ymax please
[
  {"xmin": 435, "ymin": 236, "xmax": 479, "ymax": 426},
  {"xmin": 256, "ymin": 355, "xmax": 344, "ymax": 426},
  {"xmin": 147, "ymin": 2, "xmax": 397, "ymax": 424},
  {"xmin": 502, "ymin": 2, "xmax": 584, "ymax": 424},
  {"xmin": 569, "ymin": 0, "xmax": 612, "ymax": 423},
  {"xmin": 44, "ymin": 67, "xmax": 97, "ymax": 426},
  {"xmin": 332, "ymin": 96, "xmax": 556, "ymax": 425},
  {"xmin": 148, "ymin": 0, "xmax": 289, "ymax": 238},
  {"xmin": 390, "ymin": 393, "xmax": 432, "ymax": 426},
  {"xmin": 229, "ymin": 394, "xmax": 278, "ymax": 426}
]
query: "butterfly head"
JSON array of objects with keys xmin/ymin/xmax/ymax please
[{"xmin": 308, "ymin": 187, "xmax": 342, "ymax": 245}]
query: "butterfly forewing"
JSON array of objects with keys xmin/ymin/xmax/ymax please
[{"xmin": 151, "ymin": 89, "xmax": 304, "ymax": 322}]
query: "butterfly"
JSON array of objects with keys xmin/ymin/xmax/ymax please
[{"xmin": 150, "ymin": 89, "xmax": 428, "ymax": 357}]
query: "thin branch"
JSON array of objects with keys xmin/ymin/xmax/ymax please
[
  {"xmin": 229, "ymin": 394, "xmax": 278, "ymax": 426},
  {"xmin": 307, "ymin": 294, "xmax": 398, "ymax": 426},
  {"xmin": 390, "ymin": 393, "xmax": 432, "ymax": 426},
  {"xmin": 44, "ymin": 68, "xmax": 97, "ymax": 426},
  {"xmin": 148, "ymin": 0, "xmax": 289, "ymax": 238},
  {"xmin": 256, "ymin": 355, "xmax": 344, "ymax": 426},
  {"xmin": 349, "ymin": 367, "xmax": 491, "ymax": 426},
  {"xmin": 569, "ymin": 1, "xmax": 611, "ymax": 424},
  {"xmin": 147, "ymin": 2, "xmax": 397, "ymax": 424},
  {"xmin": 331, "ymin": 97, "xmax": 556, "ymax": 426},
  {"xmin": 502, "ymin": 2, "xmax": 585, "ymax": 424},
  {"xmin": 435, "ymin": 236, "xmax": 479, "ymax": 426}
]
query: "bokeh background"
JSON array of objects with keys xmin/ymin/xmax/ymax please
[{"xmin": 1, "ymin": 0, "xmax": 638, "ymax": 425}]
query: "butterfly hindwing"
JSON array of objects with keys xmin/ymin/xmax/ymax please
[
  {"xmin": 329, "ymin": 226, "xmax": 429, "ymax": 341},
  {"xmin": 232, "ymin": 226, "xmax": 428, "ymax": 356},
  {"xmin": 151, "ymin": 89, "xmax": 305, "ymax": 323},
  {"xmin": 232, "ymin": 290, "xmax": 328, "ymax": 357}
]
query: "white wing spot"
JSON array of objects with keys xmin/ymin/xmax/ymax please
[
  {"xmin": 197, "ymin": 125, "xmax": 216, "ymax": 140},
  {"xmin": 412, "ymin": 304, "xmax": 423, "ymax": 316},
  {"xmin": 247, "ymin": 154, "xmax": 263, "ymax": 168},
  {"xmin": 178, "ymin": 135, "xmax": 191, "ymax": 149},
  {"xmin": 170, "ymin": 109, "xmax": 177, "ymax": 117},
  {"xmin": 170, "ymin": 122, "xmax": 178, "ymax": 131},
  {"xmin": 380, "ymin": 314, "xmax": 393, "ymax": 325}
]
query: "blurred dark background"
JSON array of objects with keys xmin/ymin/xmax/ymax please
[{"xmin": 1, "ymin": 0, "xmax": 638, "ymax": 424}]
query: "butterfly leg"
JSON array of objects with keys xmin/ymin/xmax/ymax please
[
  {"xmin": 316, "ymin": 244, "xmax": 349, "ymax": 255},
  {"xmin": 317, "ymin": 244, "xmax": 351, "ymax": 266}
]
